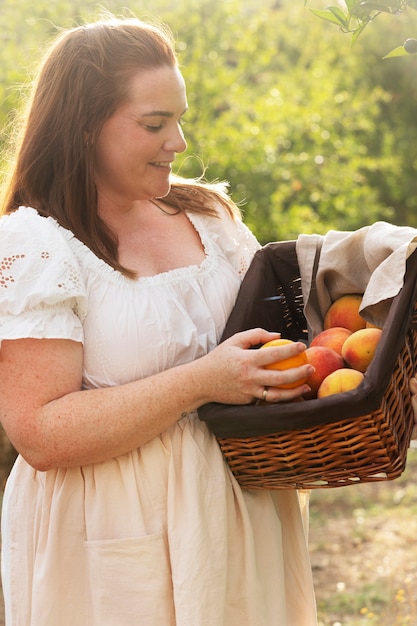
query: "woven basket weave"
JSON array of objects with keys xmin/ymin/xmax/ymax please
[{"xmin": 198, "ymin": 241, "xmax": 417, "ymax": 490}]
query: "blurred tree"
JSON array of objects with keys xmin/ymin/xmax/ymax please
[
  {"xmin": 171, "ymin": 0, "xmax": 410, "ymax": 240},
  {"xmin": 0, "ymin": 0, "xmax": 416, "ymax": 245}
]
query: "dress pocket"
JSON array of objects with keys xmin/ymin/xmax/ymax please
[{"xmin": 85, "ymin": 531, "xmax": 175, "ymax": 626}]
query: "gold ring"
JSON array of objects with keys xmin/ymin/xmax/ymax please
[{"xmin": 262, "ymin": 386, "xmax": 268, "ymax": 402}]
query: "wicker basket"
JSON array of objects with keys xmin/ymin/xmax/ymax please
[{"xmin": 198, "ymin": 241, "xmax": 417, "ymax": 490}]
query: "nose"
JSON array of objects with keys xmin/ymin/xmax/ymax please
[{"xmin": 165, "ymin": 124, "xmax": 187, "ymax": 154}]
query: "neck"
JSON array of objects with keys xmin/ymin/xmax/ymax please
[{"xmin": 150, "ymin": 198, "xmax": 181, "ymax": 216}]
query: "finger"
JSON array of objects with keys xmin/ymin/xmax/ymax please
[
  {"xmin": 257, "ymin": 341, "xmax": 308, "ymax": 368},
  {"xmin": 262, "ymin": 363, "xmax": 313, "ymax": 388},
  {"xmin": 259, "ymin": 382, "xmax": 311, "ymax": 404},
  {"xmin": 410, "ymin": 377, "xmax": 417, "ymax": 395},
  {"xmin": 228, "ymin": 328, "xmax": 281, "ymax": 350}
]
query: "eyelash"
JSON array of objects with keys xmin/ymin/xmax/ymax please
[{"xmin": 144, "ymin": 119, "xmax": 186, "ymax": 133}]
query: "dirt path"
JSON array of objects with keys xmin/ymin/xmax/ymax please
[{"xmin": 309, "ymin": 448, "xmax": 417, "ymax": 625}]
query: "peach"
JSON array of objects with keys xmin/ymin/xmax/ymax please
[
  {"xmin": 261, "ymin": 338, "xmax": 309, "ymax": 389},
  {"xmin": 310, "ymin": 327, "xmax": 352, "ymax": 357},
  {"xmin": 341, "ymin": 327, "xmax": 382, "ymax": 373},
  {"xmin": 324, "ymin": 294, "xmax": 366, "ymax": 333},
  {"xmin": 317, "ymin": 368, "xmax": 364, "ymax": 398},
  {"xmin": 303, "ymin": 346, "xmax": 345, "ymax": 400}
]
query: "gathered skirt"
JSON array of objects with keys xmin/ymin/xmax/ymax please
[{"xmin": 1, "ymin": 414, "xmax": 317, "ymax": 626}]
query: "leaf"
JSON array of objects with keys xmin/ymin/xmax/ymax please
[
  {"xmin": 328, "ymin": 5, "xmax": 350, "ymax": 27},
  {"xmin": 383, "ymin": 45, "xmax": 409, "ymax": 57},
  {"xmin": 351, "ymin": 21, "xmax": 369, "ymax": 43},
  {"xmin": 310, "ymin": 7, "xmax": 349, "ymax": 27},
  {"xmin": 345, "ymin": 0, "xmax": 359, "ymax": 12}
]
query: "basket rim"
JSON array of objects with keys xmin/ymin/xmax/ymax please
[{"xmin": 198, "ymin": 246, "xmax": 417, "ymax": 439}]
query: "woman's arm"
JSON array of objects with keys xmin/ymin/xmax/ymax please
[{"xmin": 0, "ymin": 330, "xmax": 312, "ymax": 470}]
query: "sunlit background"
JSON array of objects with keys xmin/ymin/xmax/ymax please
[
  {"xmin": 1, "ymin": 0, "xmax": 417, "ymax": 245},
  {"xmin": 1, "ymin": 1, "xmax": 417, "ymax": 625}
]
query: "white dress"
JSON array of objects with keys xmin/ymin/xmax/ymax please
[{"xmin": 0, "ymin": 205, "xmax": 317, "ymax": 626}]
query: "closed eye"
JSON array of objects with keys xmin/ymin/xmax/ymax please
[
  {"xmin": 141, "ymin": 107, "xmax": 188, "ymax": 133},
  {"xmin": 145, "ymin": 124, "xmax": 164, "ymax": 132}
]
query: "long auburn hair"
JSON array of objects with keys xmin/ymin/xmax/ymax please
[{"xmin": 0, "ymin": 16, "xmax": 240, "ymax": 277}]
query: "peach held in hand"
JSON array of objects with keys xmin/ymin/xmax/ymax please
[
  {"xmin": 261, "ymin": 338, "xmax": 308, "ymax": 389},
  {"xmin": 310, "ymin": 327, "xmax": 352, "ymax": 357},
  {"xmin": 303, "ymin": 346, "xmax": 345, "ymax": 400},
  {"xmin": 317, "ymin": 368, "xmax": 364, "ymax": 398},
  {"xmin": 324, "ymin": 294, "xmax": 366, "ymax": 333},
  {"xmin": 341, "ymin": 327, "xmax": 382, "ymax": 373}
]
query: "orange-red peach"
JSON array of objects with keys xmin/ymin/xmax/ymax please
[
  {"xmin": 261, "ymin": 338, "xmax": 308, "ymax": 389},
  {"xmin": 341, "ymin": 327, "xmax": 382, "ymax": 373},
  {"xmin": 324, "ymin": 294, "xmax": 366, "ymax": 333},
  {"xmin": 303, "ymin": 346, "xmax": 345, "ymax": 400},
  {"xmin": 310, "ymin": 326, "xmax": 352, "ymax": 357},
  {"xmin": 317, "ymin": 368, "xmax": 364, "ymax": 398}
]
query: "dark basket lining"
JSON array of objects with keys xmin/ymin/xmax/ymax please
[{"xmin": 197, "ymin": 242, "xmax": 417, "ymax": 489}]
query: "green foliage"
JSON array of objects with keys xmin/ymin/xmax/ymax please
[
  {"xmin": 1, "ymin": 0, "xmax": 417, "ymax": 243},
  {"xmin": 306, "ymin": 0, "xmax": 417, "ymax": 55}
]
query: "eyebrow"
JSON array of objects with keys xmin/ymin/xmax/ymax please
[
  {"xmin": 140, "ymin": 108, "xmax": 188, "ymax": 118},
  {"xmin": 141, "ymin": 111, "xmax": 173, "ymax": 118}
]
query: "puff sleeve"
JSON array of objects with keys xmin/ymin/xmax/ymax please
[
  {"xmin": 198, "ymin": 208, "xmax": 261, "ymax": 277},
  {"xmin": 0, "ymin": 207, "xmax": 87, "ymax": 344}
]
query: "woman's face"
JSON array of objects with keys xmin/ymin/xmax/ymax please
[{"xmin": 93, "ymin": 65, "xmax": 188, "ymax": 210}]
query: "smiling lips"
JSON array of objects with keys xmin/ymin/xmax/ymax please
[{"xmin": 151, "ymin": 161, "xmax": 172, "ymax": 168}]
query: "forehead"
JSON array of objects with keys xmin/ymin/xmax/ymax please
[{"xmin": 125, "ymin": 65, "xmax": 187, "ymax": 112}]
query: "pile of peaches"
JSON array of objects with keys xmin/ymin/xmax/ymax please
[{"xmin": 263, "ymin": 294, "xmax": 382, "ymax": 400}]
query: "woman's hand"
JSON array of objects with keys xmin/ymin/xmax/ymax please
[
  {"xmin": 196, "ymin": 328, "xmax": 314, "ymax": 406},
  {"xmin": 410, "ymin": 377, "xmax": 417, "ymax": 439}
]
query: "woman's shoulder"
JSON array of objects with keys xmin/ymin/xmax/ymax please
[
  {"xmin": 193, "ymin": 200, "xmax": 259, "ymax": 246},
  {"xmin": 188, "ymin": 203, "xmax": 261, "ymax": 278},
  {"xmin": 1, "ymin": 205, "xmax": 44, "ymax": 225},
  {"xmin": 0, "ymin": 206, "xmax": 86, "ymax": 296},
  {"xmin": 0, "ymin": 205, "xmax": 60, "ymax": 241},
  {"xmin": 0, "ymin": 206, "xmax": 85, "ymax": 263},
  {"xmin": 0, "ymin": 206, "xmax": 87, "ymax": 338}
]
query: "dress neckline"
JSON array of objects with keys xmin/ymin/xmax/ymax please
[{"xmin": 46, "ymin": 209, "xmax": 215, "ymax": 286}]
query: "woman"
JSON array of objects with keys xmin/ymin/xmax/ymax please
[{"xmin": 0, "ymin": 15, "xmax": 318, "ymax": 625}]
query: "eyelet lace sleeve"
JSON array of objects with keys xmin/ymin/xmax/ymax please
[
  {"xmin": 0, "ymin": 207, "xmax": 87, "ymax": 344},
  {"xmin": 195, "ymin": 207, "xmax": 261, "ymax": 278},
  {"xmin": 230, "ymin": 216, "xmax": 262, "ymax": 277}
]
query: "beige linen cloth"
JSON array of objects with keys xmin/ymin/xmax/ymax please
[{"xmin": 295, "ymin": 221, "xmax": 417, "ymax": 340}]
